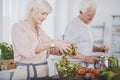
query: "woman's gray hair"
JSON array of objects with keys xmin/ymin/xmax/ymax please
[
  {"xmin": 79, "ymin": 0, "xmax": 96, "ymax": 13},
  {"xmin": 27, "ymin": 0, "xmax": 53, "ymax": 16}
]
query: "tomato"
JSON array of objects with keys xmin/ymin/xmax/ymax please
[
  {"xmin": 90, "ymin": 73, "xmax": 95, "ymax": 78},
  {"xmin": 85, "ymin": 68, "xmax": 89, "ymax": 73},
  {"xmin": 78, "ymin": 68, "xmax": 86, "ymax": 75},
  {"xmin": 89, "ymin": 68, "xmax": 94, "ymax": 73},
  {"xmin": 94, "ymin": 69, "xmax": 101, "ymax": 77}
]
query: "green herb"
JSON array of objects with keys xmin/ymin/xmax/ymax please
[{"xmin": 0, "ymin": 42, "xmax": 14, "ymax": 59}]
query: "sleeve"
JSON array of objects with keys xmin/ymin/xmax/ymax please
[
  {"xmin": 64, "ymin": 23, "xmax": 78, "ymax": 43},
  {"xmin": 12, "ymin": 24, "xmax": 37, "ymax": 58},
  {"xmin": 39, "ymin": 28, "xmax": 51, "ymax": 41},
  {"xmin": 64, "ymin": 22, "xmax": 82, "ymax": 54},
  {"xmin": 64, "ymin": 23, "xmax": 73, "ymax": 40},
  {"xmin": 39, "ymin": 28, "xmax": 61, "ymax": 55}
]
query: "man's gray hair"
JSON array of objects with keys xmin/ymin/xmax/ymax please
[
  {"xmin": 79, "ymin": 0, "xmax": 96, "ymax": 13},
  {"xmin": 27, "ymin": 0, "xmax": 53, "ymax": 16}
]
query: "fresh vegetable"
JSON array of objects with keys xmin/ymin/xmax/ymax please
[
  {"xmin": 77, "ymin": 67, "xmax": 101, "ymax": 79},
  {"xmin": 55, "ymin": 56, "xmax": 79, "ymax": 80},
  {"xmin": 64, "ymin": 44, "xmax": 78, "ymax": 56},
  {"xmin": 85, "ymin": 73, "xmax": 90, "ymax": 79},
  {"xmin": 77, "ymin": 67, "xmax": 86, "ymax": 75},
  {"xmin": 108, "ymin": 57, "xmax": 119, "ymax": 68},
  {"xmin": 94, "ymin": 69, "xmax": 101, "ymax": 77}
]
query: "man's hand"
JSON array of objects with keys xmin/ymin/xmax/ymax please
[
  {"xmin": 93, "ymin": 45, "xmax": 109, "ymax": 53},
  {"xmin": 100, "ymin": 45, "xmax": 109, "ymax": 53},
  {"xmin": 84, "ymin": 56, "xmax": 99, "ymax": 64}
]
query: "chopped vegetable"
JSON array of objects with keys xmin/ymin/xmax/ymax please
[{"xmin": 55, "ymin": 56, "xmax": 79, "ymax": 80}]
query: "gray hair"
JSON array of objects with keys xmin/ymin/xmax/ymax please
[
  {"xmin": 27, "ymin": 0, "xmax": 53, "ymax": 16},
  {"xmin": 79, "ymin": 0, "xmax": 96, "ymax": 13}
]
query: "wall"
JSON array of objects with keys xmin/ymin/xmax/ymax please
[
  {"xmin": 42, "ymin": 0, "xmax": 55, "ymax": 39},
  {"xmin": 0, "ymin": 0, "xmax": 55, "ymax": 43},
  {"xmin": 0, "ymin": 0, "xmax": 120, "ymax": 42},
  {"xmin": 53, "ymin": 0, "xmax": 120, "ymax": 40},
  {"xmin": 95, "ymin": 0, "xmax": 120, "ymax": 53},
  {"xmin": 0, "ymin": 0, "xmax": 3, "ymax": 42},
  {"xmin": 54, "ymin": 0, "xmax": 69, "ymax": 39}
]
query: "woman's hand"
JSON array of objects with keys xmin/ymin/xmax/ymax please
[{"xmin": 54, "ymin": 40, "xmax": 73, "ymax": 54}]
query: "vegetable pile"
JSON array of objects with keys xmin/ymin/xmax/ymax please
[
  {"xmin": 55, "ymin": 56, "xmax": 79, "ymax": 80},
  {"xmin": 55, "ymin": 44, "xmax": 79, "ymax": 80},
  {"xmin": 97, "ymin": 56, "xmax": 120, "ymax": 80},
  {"xmin": 99, "ymin": 65, "xmax": 120, "ymax": 80},
  {"xmin": 77, "ymin": 56, "xmax": 120, "ymax": 80},
  {"xmin": 77, "ymin": 67, "xmax": 101, "ymax": 79}
]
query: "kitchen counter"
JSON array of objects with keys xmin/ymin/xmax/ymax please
[
  {"xmin": 44, "ymin": 75, "xmax": 85, "ymax": 80},
  {"xmin": 45, "ymin": 74, "xmax": 107, "ymax": 80},
  {"xmin": 0, "ymin": 69, "xmax": 15, "ymax": 80}
]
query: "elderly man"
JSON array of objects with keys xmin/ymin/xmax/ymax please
[{"xmin": 64, "ymin": 0, "xmax": 109, "ymax": 67}]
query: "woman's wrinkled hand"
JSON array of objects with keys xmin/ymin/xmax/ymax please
[{"xmin": 54, "ymin": 40, "xmax": 73, "ymax": 54}]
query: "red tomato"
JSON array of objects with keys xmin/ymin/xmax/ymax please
[
  {"xmin": 90, "ymin": 73, "xmax": 95, "ymax": 78},
  {"xmin": 78, "ymin": 68, "xmax": 86, "ymax": 75},
  {"xmin": 94, "ymin": 70, "xmax": 101, "ymax": 77}
]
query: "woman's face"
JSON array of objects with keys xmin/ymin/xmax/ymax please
[{"xmin": 31, "ymin": 8, "xmax": 48, "ymax": 25}]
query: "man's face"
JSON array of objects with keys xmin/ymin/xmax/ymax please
[{"xmin": 81, "ymin": 6, "xmax": 96, "ymax": 24}]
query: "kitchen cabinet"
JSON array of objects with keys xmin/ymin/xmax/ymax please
[
  {"xmin": 92, "ymin": 23, "xmax": 105, "ymax": 46},
  {"xmin": 0, "ymin": 69, "xmax": 15, "ymax": 80},
  {"xmin": 111, "ymin": 15, "xmax": 120, "ymax": 54}
]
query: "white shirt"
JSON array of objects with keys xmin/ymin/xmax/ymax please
[{"xmin": 64, "ymin": 17, "xmax": 94, "ymax": 56}]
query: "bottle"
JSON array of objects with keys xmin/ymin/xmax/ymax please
[{"xmin": 104, "ymin": 56, "xmax": 109, "ymax": 67}]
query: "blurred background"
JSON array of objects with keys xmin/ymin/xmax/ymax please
[{"xmin": 0, "ymin": 0, "xmax": 120, "ymax": 55}]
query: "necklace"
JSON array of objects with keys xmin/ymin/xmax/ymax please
[
  {"xmin": 24, "ymin": 19, "xmax": 41, "ymax": 43},
  {"xmin": 30, "ymin": 25, "xmax": 41, "ymax": 43},
  {"xmin": 37, "ymin": 35, "xmax": 41, "ymax": 43},
  {"xmin": 35, "ymin": 26, "xmax": 41, "ymax": 43}
]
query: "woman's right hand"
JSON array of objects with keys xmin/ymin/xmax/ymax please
[{"xmin": 54, "ymin": 40, "xmax": 73, "ymax": 54}]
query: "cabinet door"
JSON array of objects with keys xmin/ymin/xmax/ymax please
[
  {"xmin": 111, "ymin": 16, "xmax": 120, "ymax": 54},
  {"xmin": 92, "ymin": 24, "xmax": 105, "ymax": 46},
  {"xmin": 0, "ymin": 69, "xmax": 15, "ymax": 80}
]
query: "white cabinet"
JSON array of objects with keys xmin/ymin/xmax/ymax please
[
  {"xmin": 111, "ymin": 15, "xmax": 120, "ymax": 54},
  {"xmin": 0, "ymin": 69, "xmax": 15, "ymax": 80},
  {"xmin": 92, "ymin": 23, "xmax": 105, "ymax": 46}
]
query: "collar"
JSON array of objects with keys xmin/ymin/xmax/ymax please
[{"xmin": 77, "ymin": 17, "xmax": 89, "ymax": 27}]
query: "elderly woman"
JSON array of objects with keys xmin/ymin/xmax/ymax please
[{"xmin": 11, "ymin": 0, "xmax": 73, "ymax": 80}]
